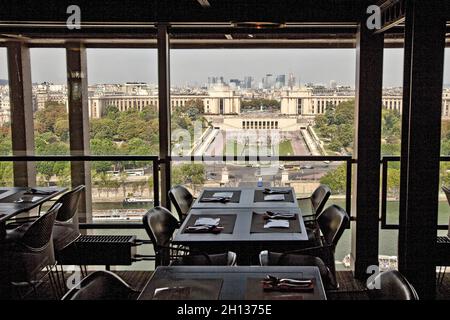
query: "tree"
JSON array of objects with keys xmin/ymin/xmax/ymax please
[
  {"xmin": 35, "ymin": 102, "xmax": 67, "ymax": 134},
  {"xmin": 320, "ymin": 164, "xmax": 347, "ymax": 194},
  {"xmin": 91, "ymin": 138, "xmax": 117, "ymax": 172},
  {"xmin": 172, "ymin": 163, "xmax": 205, "ymax": 193},
  {"xmin": 314, "ymin": 100, "xmax": 355, "ymax": 153},
  {"xmin": 119, "ymin": 171, "xmax": 128, "ymax": 197},
  {"xmin": 387, "ymin": 168, "xmax": 401, "ymax": 196},
  {"xmin": 0, "ymin": 162, "xmax": 13, "ymax": 186}
]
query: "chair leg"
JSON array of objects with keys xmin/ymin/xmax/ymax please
[
  {"xmin": 31, "ymin": 282, "xmax": 38, "ymax": 299},
  {"xmin": 58, "ymin": 265, "xmax": 66, "ymax": 293},
  {"xmin": 53, "ymin": 265, "xmax": 64, "ymax": 296},
  {"xmin": 440, "ymin": 266, "xmax": 447, "ymax": 287},
  {"xmin": 46, "ymin": 266, "xmax": 61, "ymax": 299}
]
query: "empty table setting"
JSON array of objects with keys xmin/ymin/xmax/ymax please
[
  {"xmin": 173, "ymin": 187, "xmax": 309, "ymax": 264},
  {"xmin": 0, "ymin": 186, "xmax": 67, "ymax": 237},
  {"xmin": 138, "ymin": 266, "xmax": 327, "ymax": 300},
  {"xmin": 192, "ymin": 187, "xmax": 298, "ymax": 209}
]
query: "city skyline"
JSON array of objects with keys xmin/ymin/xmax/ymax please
[{"xmin": 2, "ymin": 48, "xmax": 450, "ymax": 87}]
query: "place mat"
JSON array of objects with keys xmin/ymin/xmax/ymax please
[
  {"xmin": 181, "ymin": 214, "xmax": 237, "ymax": 234},
  {"xmin": 245, "ymin": 278, "xmax": 317, "ymax": 300},
  {"xmin": 146, "ymin": 279, "xmax": 223, "ymax": 300},
  {"xmin": 200, "ymin": 190, "xmax": 241, "ymax": 203},
  {"xmin": 253, "ymin": 190, "xmax": 295, "ymax": 203},
  {"xmin": 250, "ymin": 212, "xmax": 301, "ymax": 233}
]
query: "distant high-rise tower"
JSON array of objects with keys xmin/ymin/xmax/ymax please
[
  {"xmin": 275, "ymin": 74, "xmax": 286, "ymax": 88},
  {"xmin": 287, "ymin": 73, "xmax": 296, "ymax": 88},
  {"xmin": 330, "ymin": 80, "xmax": 337, "ymax": 89},
  {"xmin": 243, "ymin": 76, "xmax": 253, "ymax": 89},
  {"xmin": 263, "ymin": 74, "xmax": 274, "ymax": 89}
]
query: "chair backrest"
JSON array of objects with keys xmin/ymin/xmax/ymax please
[
  {"xmin": 448, "ymin": 216, "xmax": 450, "ymax": 238},
  {"xmin": 142, "ymin": 206, "xmax": 179, "ymax": 265},
  {"xmin": 21, "ymin": 203, "xmax": 62, "ymax": 250},
  {"xmin": 317, "ymin": 204, "xmax": 349, "ymax": 246},
  {"xmin": 62, "ymin": 270, "xmax": 137, "ymax": 300},
  {"xmin": 368, "ymin": 270, "xmax": 419, "ymax": 300},
  {"xmin": 442, "ymin": 185, "xmax": 450, "ymax": 206},
  {"xmin": 172, "ymin": 252, "xmax": 237, "ymax": 266},
  {"xmin": 168, "ymin": 185, "xmax": 194, "ymax": 221},
  {"xmin": 311, "ymin": 184, "xmax": 331, "ymax": 216},
  {"xmin": 50, "ymin": 185, "xmax": 85, "ymax": 222}
]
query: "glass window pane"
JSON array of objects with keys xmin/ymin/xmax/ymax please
[
  {"xmin": 86, "ymin": 49, "xmax": 158, "ymax": 223},
  {"xmin": 0, "ymin": 47, "xmax": 12, "ymax": 186}
]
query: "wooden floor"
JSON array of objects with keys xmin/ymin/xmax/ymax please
[{"xmin": 18, "ymin": 270, "xmax": 450, "ymax": 300}]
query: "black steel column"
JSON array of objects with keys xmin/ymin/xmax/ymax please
[
  {"xmin": 157, "ymin": 24, "xmax": 171, "ymax": 208},
  {"xmin": 351, "ymin": 23, "xmax": 384, "ymax": 279},
  {"xmin": 398, "ymin": 0, "xmax": 413, "ymax": 274},
  {"xmin": 6, "ymin": 42, "xmax": 36, "ymax": 187},
  {"xmin": 66, "ymin": 43, "xmax": 93, "ymax": 223},
  {"xmin": 398, "ymin": 0, "xmax": 446, "ymax": 299}
]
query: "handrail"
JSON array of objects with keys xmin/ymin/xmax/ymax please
[{"xmin": 0, "ymin": 154, "xmax": 354, "ymax": 228}]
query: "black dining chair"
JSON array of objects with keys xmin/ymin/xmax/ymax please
[
  {"xmin": 0, "ymin": 203, "xmax": 62, "ymax": 299},
  {"xmin": 171, "ymin": 251, "xmax": 237, "ymax": 266},
  {"xmin": 5, "ymin": 185, "xmax": 86, "ymax": 296},
  {"xmin": 61, "ymin": 270, "xmax": 139, "ymax": 300},
  {"xmin": 270, "ymin": 204, "xmax": 349, "ymax": 288},
  {"xmin": 368, "ymin": 270, "xmax": 419, "ymax": 300},
  {"xmin": 298, "ymin": 184, "xmax": 331, "ymax": 223},
  {"xmin": 49, "ymin": 185, "xmax": 84, "ymax": 255},
  {"xmin": 142, "ymin": 206, "xmax": 237, "ymax": 266},
  {"xmin": 168, "ymin": 185, "xmax": 195, "ymax": 223},
  {"xmin": 259, "ymin": 250, "xmax": 337, "ymax": 290}
]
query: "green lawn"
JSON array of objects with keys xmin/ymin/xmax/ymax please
[
  {"xmin": 222, "ymin": 139, "xmax": 294, "ymax": 156},
  {"xmin": 223, "ymin": 140, "xmax": 238, "ymax": 155},
  {"xmin": 278, "ymin": 140, "xmax": 294, "ymax": 156}
]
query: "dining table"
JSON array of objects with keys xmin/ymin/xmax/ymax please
[
  {"xmin": 138, "ymin": 266, "xmax": 327, "ymax": 300},
  {"xmin": 0, "ymin": 186, "xmax": 68, "ymax": 237},
  {"xmin": 173, "ymin": 187, "xmax": 310, "ymax": 264}
]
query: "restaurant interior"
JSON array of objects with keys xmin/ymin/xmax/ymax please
[{"xmin": 0, "ymin": 0, "xmax": 450, "ymax": 301}]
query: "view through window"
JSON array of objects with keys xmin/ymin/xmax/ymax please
[
  {"xmin": 86, "ymin": 49, "xmax": 158, "ymax": 224},
  {"xmin": 170, "ymin": 48, "xmax": 356, "ymax": 269},
  {"xmin": 0, "ymin": 47, "xmax": 11, "ymax": 186},
  {"xmin": 30, "ymin": 48, "xmax": 71, "ymax": 188}
]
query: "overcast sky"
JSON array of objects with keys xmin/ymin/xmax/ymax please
[{"xmin": 1, "ymin": 48, "xmax": 450, "ymax": 87}]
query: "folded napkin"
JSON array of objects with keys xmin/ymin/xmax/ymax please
[
  {"xmin": 263, "ymin": 194, "xmax": 285, "ymax": 201},
  {"xmin": 194, "ymin": 217, "xmax": 220, "ymax": 226},
  {"xmin": 264, "ymin": 219, "xmax": 289, "ymax": 229},
  {"xmin": 263, "ymin": 188, "xmax": 290, "ymax": 195},
  {"xmin": 14, "ymin": 196, "xmax": 42, "ymax": 203}
]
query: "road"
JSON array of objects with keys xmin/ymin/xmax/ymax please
[{"xmin": 204, "ymin": 161, "xmax": 341, "ymax": 186}]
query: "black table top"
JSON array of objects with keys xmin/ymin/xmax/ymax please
[
  {"xmin": 192, "ymin": 187, "xmax": 298, "ymax": 209},
  {"xmin": 0, "ymin": 187, "xmax": 68, "ymax": 223},
  {"xmin": 138, "ymin": 266, "xmax": 327, "ymax": 300},
  {"xmin": 173, "ymin": 207, "xmax": 308, "ymax": 244}
]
